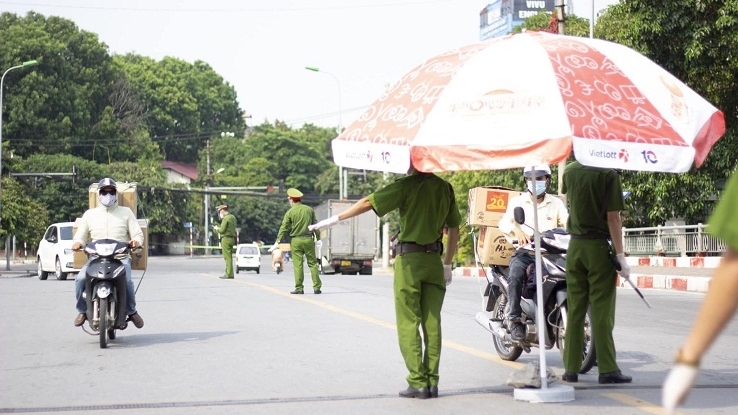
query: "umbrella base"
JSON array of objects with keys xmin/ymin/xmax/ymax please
[{"xmin": 514, "ymin": 384, "xmax": 575, "ymax": 403}]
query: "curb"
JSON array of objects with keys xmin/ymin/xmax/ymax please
[{"xmin": 452, "ymin": 268, "xmax": 712, "ymax": 293}]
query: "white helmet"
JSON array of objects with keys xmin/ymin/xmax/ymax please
[{"xmin": 523, "ymin": 165, "xmax": 551, "ymax": 179}]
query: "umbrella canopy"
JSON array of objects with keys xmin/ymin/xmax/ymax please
[{"xmin": 332, "ymin": 32, "xmax": 725, "ymax": 174}]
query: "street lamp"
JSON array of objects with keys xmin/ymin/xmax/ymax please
[
  {"xmin": 1, "ymin": 59, "xmax": 38, "ymax": 270},
  {"xmin": 305, "ymin": 66, "xmax": 347, "ymax": 199},
  {"xmin": 204, "ymin": 166, "xmax": 225, "ymax": 255}
]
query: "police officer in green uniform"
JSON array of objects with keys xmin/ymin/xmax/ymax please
[
  {"xmin": 269, "ymin": 188, "xmax": 322, "ymax": 294},
  {"xmin": 216, "ymin": 205, "xmax": 237, "ymax": 279},
  {"xmin": 561, "ymin": 161, "xmax": 632, "ymax": 384},
  {"xmin": 663, "ymin": 169, "xmax": 738, "ymax": 413},
  {"xmin": 310, "ymin": 165, "xmax": 461, "ymax": 399}
]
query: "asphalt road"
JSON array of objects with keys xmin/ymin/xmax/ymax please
[{"xmin": 1, "ymin": 256, "xmax": 736, "ymax": 415}]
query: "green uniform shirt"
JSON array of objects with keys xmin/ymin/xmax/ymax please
[
  {"xmin": 277, "ymin": 202, "xmax": 319, "ymax": 243},
  {"xmin": 562, "ymin": 161, "xmax": 624, "ymax": 236},
  {"xmin": 368, "ymin": 172, "xmax": 461, "ymax": 244},
  {"xmin": 219, "ymin": 213, "xmax": 236, "ymax": 238},
  {"xmin": 708, "ymin": 170, "xmax": 738, "ymax": 252}
]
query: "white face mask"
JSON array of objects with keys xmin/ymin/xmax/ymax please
[
  {"xmin": 100, "ymin": 193, "xmax": 117, "ymax": 207},
  {"xmin": 219, "ymin": 212, "xmax": 224, "ymax": 219},
  {"xmin": 526, "ymin": 180, "xmax": 547, "ymax": 196}
]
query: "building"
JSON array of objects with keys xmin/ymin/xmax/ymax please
[
  {"xmin": 162, "ymin": 161, "xmax": 198, "ymax": 185},
  {"xmin": 479, "ymin": 0, "xmax": 560, "ymax": 40}
]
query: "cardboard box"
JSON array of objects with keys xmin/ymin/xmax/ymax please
[
  {"xmin": 88, "ymin": 182, "xmax": 138, "ymax": 217},
  {"xmin": 477, "ymin": 226, "xmax": 516, "ymax": 266},
  {"xmin": 467, "ymin": 186, "xmax": 521, "ymax": 227},
  {"xmin": 278, "ymin": 243, "xmax": 291, "ymax": 252},
  {"xmin": 72, "ymin": 218, "xmax": 148, "ymax": 270}
]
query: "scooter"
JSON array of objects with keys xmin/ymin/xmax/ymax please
[
  {"xmin": 475, "ymin": 207, "xmax": 596, "ymax": 374},
  {"xmin": 81, "ymin": 239, "xmax": 135, "ymax": 348},
  {"xmin": 273, "ymin": 261, "xmax": 283, "ymax": 274}
]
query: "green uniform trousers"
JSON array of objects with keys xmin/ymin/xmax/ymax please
[
  {"xmin": 393, "ymin": 252, "xmax": 446, "ymax": 389},
  {"xmin": 291, "ymin": 237, "xmax": 321, "ymax": 291},
  {"xmin": 564, "ymin": 239, "xmax": 619, "ymax": 374},
  {"xmin": 221, "ymin": 236, "xmax": 235, "ymax": 278}
]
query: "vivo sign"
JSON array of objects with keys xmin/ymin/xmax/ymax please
[{"xmin": 513, "ymin": 0, "xmax": 556, "ymax": 21}]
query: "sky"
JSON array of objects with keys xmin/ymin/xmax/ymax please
[{"xmin": 1, "ymin": 0, "xmax": 619, "ymax": 129}]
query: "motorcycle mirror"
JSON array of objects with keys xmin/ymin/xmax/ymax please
[{"xmin": 514, "ymin": 207, "xmax": 525, "ymax": 224}]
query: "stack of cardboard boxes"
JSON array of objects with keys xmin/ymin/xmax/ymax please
[
  {"xmin": 467, "ymin": 186, "xmax": 521, "ymax": 266},
  {"xmin": 73, "ymin": 182, "xmax": 148, "ymax": 270}
]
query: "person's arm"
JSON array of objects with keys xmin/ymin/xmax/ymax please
[
  {"xmin": 444, "ymin": 226, "xmax": 460, "ymax": 266},
  {"xmin": 606, "ymin": 211, "xmax": 624, "ymax": 254},
  {"xmin": 680, "ymin": 247, "xmax": 738, "ymax": 363},
  {"xmin": 337, "ymin": 197, "xmax": 374, "ymax": 220},
  {"xmin": 127, "ymin": 212, "xmax": 144, "ymax": 248},
  {"xmin": 72, "ymin": 214, "xmax": 90, "ymax": 250}
]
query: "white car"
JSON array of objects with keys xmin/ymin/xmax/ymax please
[
  {"xmin": 235, "ymin": 243, "xmax": 261, "ymax": 274},
  {"xmin": 37, "ymin": 222, "xmax": 79, "ymax": 280}
]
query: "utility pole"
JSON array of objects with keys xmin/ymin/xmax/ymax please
[{"xmin": 204, "ymin": 139, "xmax": 211, "ymax": 255}]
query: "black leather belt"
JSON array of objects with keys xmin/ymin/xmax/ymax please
[{"xmin": 394, "ymin": 241, "xmax": 443, "ymax": 255}]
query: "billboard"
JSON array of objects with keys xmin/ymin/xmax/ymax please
[
  {"xmin": 479, "ymin": 0, "xmax": 513, "ymax": 41},
  {"xmin": 512, "ymin": 0, "xmax": 556, "ymax": 23}
]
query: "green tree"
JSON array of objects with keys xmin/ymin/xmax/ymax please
[
  {"xmin": 0, "ymin": 177, "xmax": 49, "ymax": 248},
  {"xmin": 596, "ymin": 0, "xmax": 738, "ymax": 225},
  {"xmin": 512, "ymin": 11, "xmax": 591, "ymax": 36}
]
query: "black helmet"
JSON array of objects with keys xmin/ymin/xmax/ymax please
[{"xmin": 98, "ymin": 178, "xmax": 117, "ymax": 192}]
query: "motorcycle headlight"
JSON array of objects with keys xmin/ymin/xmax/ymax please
[{"xmin": 93, "ymin": 242, "xmax": 118, "ymax": 256}]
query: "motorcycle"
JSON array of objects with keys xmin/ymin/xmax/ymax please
[
  {"xmin": 274, "ymin": 261, "xmax": 283, "ymax": 274},
  {"xmin": 475, "ymin": 207, "xmax": 596, "ymax": 374},
  {"xmin": 80, "ymin": 239, "xmax": 136, "ymax": 348}
]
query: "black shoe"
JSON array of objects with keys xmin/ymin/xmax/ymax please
[
  {"xmin": 219, "ymin": 275, "xmax": 233, "ymax": 279},
  {"xmin": 128, "ymin": 312, "xmax": 144, "ymax": 329},
  {"xmin": 510, "ymin": 321, "xmax": 526, "ymax": 341},
  {"xmin": 429, "ymin": 386, "xmax": 438, "ymax": 398},
  {"xmin": 598, "ymin": 370, "xmax": 632, "ymax": 384},
  {"xmin": 290, "ymin": 290, "xmax": 304, "ymax": 294},
  {"xmin": 561, "ymin": 372, "xmax": 578, "ymax": 382},
  {"xmin": 398, "ymin": 386, "xmax": 430, "ymax": 399},
  {"xmin": 314, "ymin": 289, "xmax": 322, "ymax": 294}
]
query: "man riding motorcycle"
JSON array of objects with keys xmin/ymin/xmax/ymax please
[{"xmin": 497, "ymin": 165, "xmax": 568, "ymax": 341}]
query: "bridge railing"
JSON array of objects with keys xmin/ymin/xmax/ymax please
[{"xmin": 622, "ymin": 224, "xmax": 727, "ymax": 257}]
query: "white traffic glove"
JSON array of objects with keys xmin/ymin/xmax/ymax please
[
  {"xmin": 443, "ymin": 264, "xmax": 453, "ymax": 286},
  {"xmin": 315, "ymin": 240, "xmax": 323, "ymax": 249},
  {"xmin": 616, "ymin": 253, "xmax": 631, "ymax": 279},
  {"xmin": 268, "ymin": 242, "xmax": 279, "ymax": 253},
  {"xmin": 662, "ymin": 364, "xmax": 699, "ymax": 414},
  {"xmin": 308, "ymin": 215, "xmax": 339, "ymax": 232}
]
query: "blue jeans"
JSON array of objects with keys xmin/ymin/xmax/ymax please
[
  {"xmin": 75, "ymin": 257, "xmax": 136, "ymax": 315},
  {"xmin": 506, "ymin": 249, "xmax": 534, "ymax": 320}
]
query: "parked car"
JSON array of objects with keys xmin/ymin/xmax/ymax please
[
  {"xmin": 235, "ymin": 243, "xmax": 261, "ymax": 274},
  {"xmin": 37, "ymin": 222, "xmax": 79, "ymax": 280}
]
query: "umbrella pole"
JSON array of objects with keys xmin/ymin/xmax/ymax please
[{"xmin": 513, "ymin": 171, "xmax": 574, "ymax": 403}]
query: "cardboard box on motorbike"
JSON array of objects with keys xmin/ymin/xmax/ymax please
[
  {"xmin": 73, "ymin": 218, "xmax": 148, "ymax": 270},
  {"xmin": 477, "ymin": 226, "xmax": 516, "ymax": 266},
  {"xmin": 467, "ymin": 186, "xmax": 521, "ymax": 227}
]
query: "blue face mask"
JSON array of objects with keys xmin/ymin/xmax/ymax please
[{"xmin": 527, "ymin": 181, "xmax": 547, "ymax": 196}]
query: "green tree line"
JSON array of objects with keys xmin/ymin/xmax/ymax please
[{"xmin": 2, "ymin": 4, "xmax": 737, "ymax": 264}]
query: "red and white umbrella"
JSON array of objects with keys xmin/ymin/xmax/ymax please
[{"xmin": 332, "ymin": 31, "xmax": 725, "ymax": 174}]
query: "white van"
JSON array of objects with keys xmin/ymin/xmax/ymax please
[
  {"xmin": 235, "ymin": 243, "xmax": 261, "ymax": 274},
  {"xmin": 37, "ymin": 222, "xmax": 79, "ymax": 280}
]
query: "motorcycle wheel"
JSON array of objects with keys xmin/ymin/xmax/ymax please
[
  {"xmin": 556, "ymin": 304, "xmax": 596, "ymax": 374},
  {"xmin": 108, "ymin": 329, "xmax": 116, "ymax": 340},
  {"xmin": 99, "ymin": 298, "xmax": 109, "ymax": 349},
  {"xmin": 492, "ymin": 295, "xmax": 523, "ymax": 361}
]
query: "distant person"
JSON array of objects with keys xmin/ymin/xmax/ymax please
[
  {"xmin": 72, "ymin": 178, "xmax": 144, "ymax": 329},
  {"xmin": 310, "ymin": 162, "xmax": 460, "ymax": 399},
  {"xmin": 271, "ymin": 247, "xmax": 285, "ymax": 273},
  {"xmin": 561, "ymin": 161, "xmax": 632, "ymax": 384},
  {"xmin": 498, "ymin": 165, "xmax": 568, "ymax": 341},
  {"xmin": 662, "ymin": 169, "xmax": 738, "ymax": 414},
  {"xmin": 269, "ymin": 188, "xmax": 322, "ymax": 294},
  {"xmin": 214, "ymin": 205, "xmax": 237, "ymax": 279}
]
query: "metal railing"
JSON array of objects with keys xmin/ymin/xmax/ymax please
[{"xmin": 623, "ymin": 224, "xmax": 727, "ymax": 257}]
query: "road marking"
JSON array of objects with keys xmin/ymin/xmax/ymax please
[
  {"xmin": 603, "ymin": 392, "xmax": 679, "ymax": 414},
  {"xmin": 218, "ymin": 275, "xmax": 523, "ymax": 369}
]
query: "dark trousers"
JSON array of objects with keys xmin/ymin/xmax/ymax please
[{"xmin": 507, "ymin": 249, "xmax": 534, "ymax": 320}]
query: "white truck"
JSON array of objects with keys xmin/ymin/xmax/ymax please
[{"xmin": 314, "ymin": 199, "xmax": 378, "ymax": 275}]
